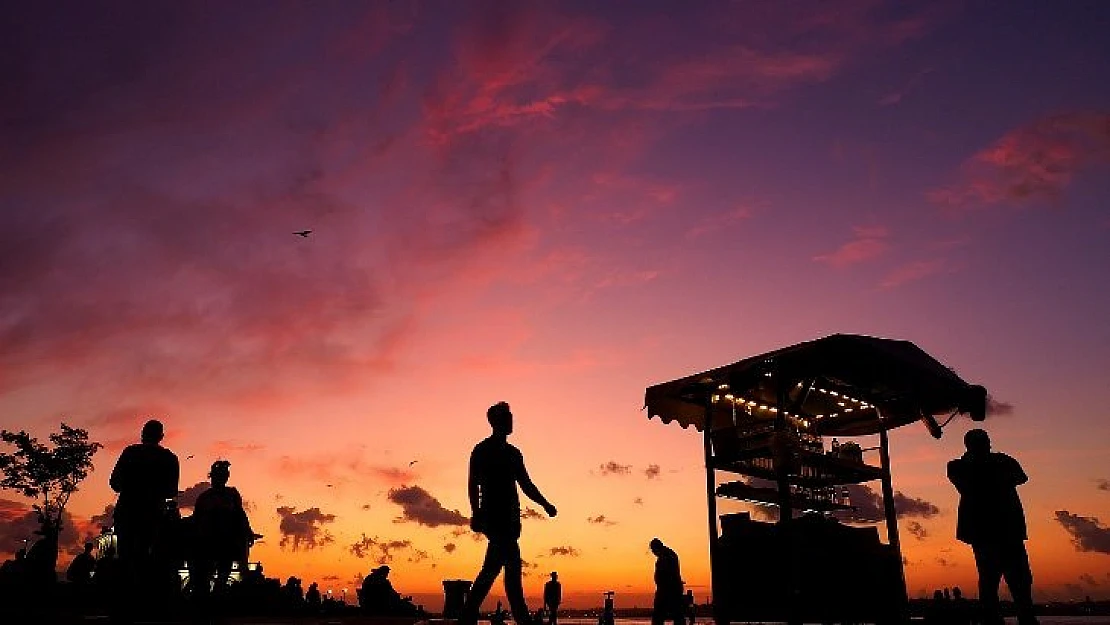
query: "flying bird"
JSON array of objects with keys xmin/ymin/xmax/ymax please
[
  {"xmin": 186, "ymin": 455, "xmax": 194, "ymax": 460},
  {"xmin": 408, "ymin": 460, "xmax": 418, "ymax": 467},
  {"xmin": 294, "ymin": 230, "xmax": 312, "ymax": 238}
]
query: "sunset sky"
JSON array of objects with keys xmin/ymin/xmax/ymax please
[{"xmin": 2, "ymin": 0, "xmax": 1110, "ymax": 610}]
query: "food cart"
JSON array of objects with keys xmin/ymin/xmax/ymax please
[{"xmin": 644, "ymin": 334, "xmax": 987, "ymax": 624}]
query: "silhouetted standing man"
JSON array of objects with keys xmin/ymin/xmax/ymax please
[
  {"xmin": 110, "ymin": 420, "xmax": 179, "ymax": 580},
  {"xmin": 650, "ymin": 538, "xmax": 684, "ymax": 625},
  {"xmin": 544, "ymin": 572, "xmax": 562, "ymax": 625},
  {"xmin": 462, "ymin": 402, "xmax": 557, "ymax": 625},
  {"xmin": 947, "ymin": 429, "xmax": 1037, "ymax": 625}
]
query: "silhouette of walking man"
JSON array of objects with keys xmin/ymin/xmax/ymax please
[
  {"xmin": 544, "ymin": 572, "xmax": 562, "ymax": 625},
  {"xmin": 110, "ymin": 420, "xmax": 179, "ymax": 580},
  {"xmin": 461, "ymin": 402, "xmax": 557, "ymax": 625},
  {"xmin": 948, "ymin": 429, "xmax": 1037, "ymax": 625},
  {"xmin": 650, "ymin": 538, "xmax": 684, "ymax": 625}
]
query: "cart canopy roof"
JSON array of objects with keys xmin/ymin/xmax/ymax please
[{"xmin": 644, "ymin": 334, "xmax": 986, "ymax": 436}]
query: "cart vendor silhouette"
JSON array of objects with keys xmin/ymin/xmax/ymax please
[{"xmin": 461, "ymin": 401, "xmax": 557, "ymax": 625}]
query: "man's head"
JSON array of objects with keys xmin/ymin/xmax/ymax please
[
  {"xmin": 487, "ymin": 402, "xmax": 513, "ymax": 435},
  {"xmin": 550, "ymin": 572, "xmax": 558, "ymax": 581},
  {"xmin": 141, "ymin": 419, "xmax": 164, "ymax": 444},
  {"xmin": 83, "ymin": 542, "xmax": 94, "ymax": 554},
  {"xmin": 964, "ymin": 428, "xmax": 991, "ymax": 455},
  {"xmin": 649, "ymin": 537, "xmax": 664, "ymax": 555},
  {"xmin": 210, "ymin": 460, "xmax": 231, "ymax": 486}
]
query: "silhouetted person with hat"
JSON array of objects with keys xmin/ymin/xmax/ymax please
[
  {"xmin": 650, "ymin": 538, "xmax": 684, "ymax": 625},
  {"xmin": 948, "ymin": 429, "xmax": 1037, "ymax": 625},
  {"xmin": 461, "ymin": 401, "xmax": 557, "ymax": 625},
  {"xmin": 544, "ymin": 572, "xmax": 562, "ymax": 625},
  {"xmin": 110, "ymin": 420, "xmax": 179, "ymax": 579}
]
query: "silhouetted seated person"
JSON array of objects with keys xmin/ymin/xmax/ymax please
[
  {"xmin": 948, "ymin": 429, "xmax": 1037, "ymax": 625},
  {"xmin": 359, "ymin": 565, "xmax": 419, "ymax": 616},
  {"xmin": 110, "ymin": 419, "xmax": 180, "ymax": 584},
  {"xmin": 66, "ymin": 543, "xmax": 96, "ymax": 585},
  {"xmin": 461, "ymin": 401, "xmax": 558, "ymax": 625},
  {"xmin": 189, "ymin": 459, "xmax": 255, "ymax": 598},
  {"xmin": 650, "ymin": 538, "xmax": 685, "ymax": 625},
  {"xmin": 24, "ymin": 526, "xmax": 62, "ymax": 591},
  {"xmin": 0, "ymin": 548, "xmax": 27, "ymax": 596},
  {"xmin": 306, "ymin": 581, "xmax": 322, "ymax": 611}
]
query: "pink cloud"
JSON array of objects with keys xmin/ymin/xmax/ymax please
[
  {"xmin": 814, "ymin": 226, "xmax": 890, "ymax": 267},
  {"xmin": 880, "ymin": 259, "xmax": 947, "ymax": 289},
  {"xmin": 930, "ymin": 112, "xmax": 1110, "ymax": 209}
]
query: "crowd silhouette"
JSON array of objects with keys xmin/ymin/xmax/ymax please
[{"xmin": 0, "ymin": 411, "xmax": 1047, "ymax": 625}]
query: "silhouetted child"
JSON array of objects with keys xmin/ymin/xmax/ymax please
[
  {"xmin": 460, "ymin": 402, "xmax": 558, "ymax": 625},
  {"xmin": 948, "ymin": 429, "xmax": 1037, "ymax": 625},
  {"xmin": 650, "ymin": 538, "xmax": 685, "ymax": 625}
]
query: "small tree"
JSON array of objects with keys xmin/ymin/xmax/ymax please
[{"xmin": 0, "ymin": 423, "xmax": 102, "ymax": 546}]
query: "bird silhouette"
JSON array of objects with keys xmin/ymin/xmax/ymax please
[
  {"xmin": 186, "ymin": 455, "xmax": 195, "ymax": 460},
  {"xmin": 408, "ymin": 460, "xmax": 418, "ymax": 467},
  {"xmin": 294, "ymin": 230, "xmax": 312, "ymax": 238}
]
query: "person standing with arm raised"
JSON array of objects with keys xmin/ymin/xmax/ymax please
[{"xmin": 461, "ymin": 402, "xmax": 557, "ymax": 625}]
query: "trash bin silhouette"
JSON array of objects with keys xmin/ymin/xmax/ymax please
[{"xmin": 443, "ymin": 579, "xmax": 472, "ymax": 619}]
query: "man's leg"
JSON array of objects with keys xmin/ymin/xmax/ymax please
[
  {"xmin": 1001, "ymin": 542, "xmax": 1037, "ymax": 625},
  {"xmin": 651, "ymin": 593, "xmax": 665, "ymax": 625},
  {"xmin": 461, "ymin": 540, "xmax": 506, "ymax": 624},
  {"xmin": 973, "ymin": 543, "xmax": 1005, "ymax": 625},
  {"xmin": 502, "ymin": 540, "xmax": 531, "ymax": 625},
  {"xmin": 548, "ymin": 604, "xmax": 557, "ymax": 625}
]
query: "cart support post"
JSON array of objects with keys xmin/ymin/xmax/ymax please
[
  {"xmin": 879, "ymin": 424, "xmax": 909, "ymax": 618},
  {"xmin": 702, "ymin": 393, "xmax": 723, "ymax": 625}
]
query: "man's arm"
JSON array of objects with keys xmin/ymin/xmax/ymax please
[
  {"xmin": 946, "ymin": 459, "xmax": 967, "ymax": 494},
  {"xmin": 468, "ymin": 452, "xmax": 482, "ymax": 531},
  {"xmin": 109, "ymin": 448, "xmax": 131, "ymax": 494},
  {"xmin": 165, "ymin": 453, "xmax": 181, "ymax": 499},
  {"xmin": 1005, "ymin": 454, "xmax": 1028, "ymax": 486},
  {"xmin": 517, "ymin": 458, "xmax": 556, "ymax": 517}
]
